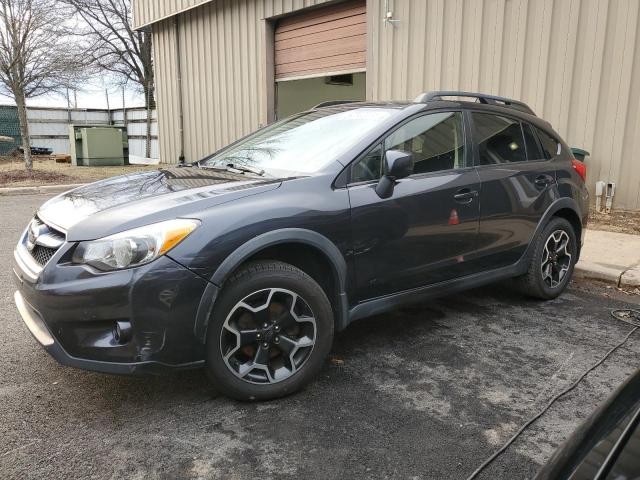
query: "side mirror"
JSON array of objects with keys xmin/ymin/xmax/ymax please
[{"xmin": 375, "ymin": 150, "xmax": 413, "ymax": 199}]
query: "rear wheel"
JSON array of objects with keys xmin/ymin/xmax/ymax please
[
  {"xmin": 205, "ymin": 261, "xmax": 334, "ymax": 401},
  {"xmin": 514, "ymin": 217, "xmax": 577, "ymax": 300}
]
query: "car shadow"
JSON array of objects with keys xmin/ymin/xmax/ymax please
[{"xmin": 59, "ymin": 283, "xmax": 568, "ymax": 407}]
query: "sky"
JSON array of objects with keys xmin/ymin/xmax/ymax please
[
  {"xmin": 0, "ymin": 7, "xmax": 147, "ymax": 111},
  {"xmin": 0, "ymin": 80, "xmax": 145, "ymax": 110}
]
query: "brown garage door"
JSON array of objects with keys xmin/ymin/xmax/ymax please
[{"xmin": 274, "ymin": 0, "xmax": 366, "ymax": 81}]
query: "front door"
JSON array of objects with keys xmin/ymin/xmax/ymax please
[{"xmin": 348, "ymin": 111, "xmax": 481, "ymax": 301}]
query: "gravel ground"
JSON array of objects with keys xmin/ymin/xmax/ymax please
[{"xmin": 1, "ymin": 194, "xmax": 640, "ymax": 480}]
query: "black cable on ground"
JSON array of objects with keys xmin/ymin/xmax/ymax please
[{"xmin": 465, "ymin": 309, "xmax": 640, "ymax": 480}]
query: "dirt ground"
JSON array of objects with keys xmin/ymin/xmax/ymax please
[
  {"xmin": 0, "ymin": 156, "xmax": 157, "ymax": 187},
  {"xmin": 588, "ymin": 207, "xmax": 640, "ymax": 235},
  {"xmin": 572, "ymin": 277, "xmax": 640, "ymax": 302}
]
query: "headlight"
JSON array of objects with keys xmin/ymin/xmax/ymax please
[{"xmin": 72, "ymin": 219, "xmax": 200, "ymax": 271}]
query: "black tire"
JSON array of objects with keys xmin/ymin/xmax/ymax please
[
  {"xmin": 513, "ymin": 217, "xmax": 578, "ymax": 300},
  {"xmin": 205, "ymin": 260, "xmax": 334, "ymax": 401}
]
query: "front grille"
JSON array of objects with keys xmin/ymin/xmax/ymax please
[
  {"xmin": 31, "ymin": 245, "xmax": 58, "ymax": 266},
  {"xmin": 25, "ymin": 216, "xmax": 66, "ymax": 267}
]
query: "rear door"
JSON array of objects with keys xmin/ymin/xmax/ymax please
[
  {"xmin": 471, "ymin": 112, "xmax": 558, "ymax": 269},
  {"xmin": 348, "ymin": 111, "xmax": 481, "ymax": 301}
]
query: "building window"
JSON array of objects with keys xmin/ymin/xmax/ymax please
[{"xmin": 325, "ymin": 74, "xmax": 354, "ymax": 86}]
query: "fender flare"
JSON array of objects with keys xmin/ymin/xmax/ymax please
[
  {"xmin": 194, "ymin": 228, "xmax": 350, "ymax": 342},
  {"xmin": 518, "ymin": 197, "xmax": 583, "ymax": 272}
]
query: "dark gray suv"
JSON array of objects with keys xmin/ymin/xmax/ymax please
[{"xmin": 13, "ymin": 91, "xmax": 589, "ymax": 400}]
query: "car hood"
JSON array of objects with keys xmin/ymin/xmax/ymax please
[{"xmin": 38, "ymin": 168, "xmax": 282, "ymax": 241}]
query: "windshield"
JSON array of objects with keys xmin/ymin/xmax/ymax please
[{"xmin": 200, "ymin": 108, "xmax": 395, "ymax": 176}]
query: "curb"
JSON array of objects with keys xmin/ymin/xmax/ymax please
[
  {"xmin": 574, "ymin": 263, "xmax": 640, "ymax": 288},
  {"xmin": 0, "ymin": 184, "xmax": 87, "ymax": 196},
  {"xmin": 621, "ymin": 267, "xmax": 640, "ymax": 287}
]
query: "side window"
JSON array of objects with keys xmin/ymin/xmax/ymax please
[
  {"xmin": 536, "ymin": 127, "xmax": 560, "ymax": 159},
  {"xmin": 351, "ymin": 143, "xmax": 383, "ymax": 183},
  {"xmin": 472, "ymin": 113, "xmax": 527, "ymax": 165},
  {"xmin": 384, "ymin": 111, "xmax": 465, "ymax": 174},
  {"xmin": 522, "ymin": 123, "xmax": 545, "ymax": 161}
]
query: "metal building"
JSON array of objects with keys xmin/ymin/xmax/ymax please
[{"xmin": 133, "ymin": 0, "xmax": 640, "ymax": 210}]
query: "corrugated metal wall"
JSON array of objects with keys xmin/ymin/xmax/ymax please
[
  {"xmin": 147, "ymin": 0, "xmax": 640, "ymax": 209},
  {"xmin": 368, "ymin": 0, "xmax": 640, "ymax": 210},
  {"xmin": 152, "ymin": 0, "xmax": 333, "ymax": 164}
]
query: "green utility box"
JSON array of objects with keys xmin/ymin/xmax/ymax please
[{"xmin": 69, "ymin": 125, "xmax": 128, "ymax": 166}]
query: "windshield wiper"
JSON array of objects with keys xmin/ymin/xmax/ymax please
[{"xmin": 199, "ymin": 162, "xmax": 266, "ymax": 177}]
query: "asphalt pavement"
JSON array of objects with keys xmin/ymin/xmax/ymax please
[{"xmin": 1, "ymin": 194, "xmax": 640, "ymax": 480}]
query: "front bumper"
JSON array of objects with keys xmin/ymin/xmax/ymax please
[
  {"xmin": 13, "ymin": 241, "xmax": 210, "ymax": 375},
  {"xmin": 13, "ymin": 290, "xmax": 202, "ymax": 375}
]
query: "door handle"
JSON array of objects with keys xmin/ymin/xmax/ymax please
[
  {"xmin": 453, "ymin": 188, "xmax": 478, "ymax": 204},
  {"xmin": 535, "ymin": 175, "xmax": 553, "ymax": 188}
]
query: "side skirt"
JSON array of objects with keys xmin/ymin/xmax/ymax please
[{"xmin": 347, "ymin": 262, "xmax": 525, "ymax": 324}]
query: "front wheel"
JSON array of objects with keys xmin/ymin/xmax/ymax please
[
  {"xmin": 514, "ymin": 217, "xmax": 578, "ymax": 300},
  {"xmin": 205, "ymin": 261, "xmax": 334, "ymax": 401}
]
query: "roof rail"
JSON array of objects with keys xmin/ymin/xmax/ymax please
[
  {"xmin": 313, "ymin": 100, "xmax": 357, "ymax": 109},
  {"xmin": 414, "ymin": 90, "xmax": 536, "ymax": 116}
]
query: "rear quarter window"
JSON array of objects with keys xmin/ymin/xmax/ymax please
[{"xmin": 535, "ymin": 127, "xmax": 560, "ymax": 159}]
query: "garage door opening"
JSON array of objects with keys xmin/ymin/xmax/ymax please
[
  {"xmin": 274, "ymin": 0, "xmax": 366, "ymax": 119},
  {"xmin": 276, "ymin": 72, "xmax": 365, "ymax": 118}
]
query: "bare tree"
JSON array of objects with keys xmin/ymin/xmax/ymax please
[
  {"xmin": 62, "ymin": 0, "xmax": 154, "ymax": 157},
  {"xmin": 0, "ymin": 0, "xmax": 84, "ymax": 170},
  {"xmin": 63, "ymin": 0, "xmax": 153, "ymax": 105}
]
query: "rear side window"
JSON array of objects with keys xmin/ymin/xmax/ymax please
[
  {"xmin": 522, "ymin": 123, "xmax": 545, "ymax": 160},
  {"xmin": 536, "ymin": 127, "xmax": 559, "ymax": 159},
  {"xmin": 472, "ymin": 113, "xmax": 526, "ymax": 165}
]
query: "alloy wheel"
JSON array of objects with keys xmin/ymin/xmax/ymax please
[
  {"xmin": 541, "ymin": 229, "xmax": 572, "ymax": 289},
  {"xmin": 220, "ymin": 288, "xmax": 317, "ymax": 384}
]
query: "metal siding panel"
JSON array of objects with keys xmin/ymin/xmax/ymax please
[
  {"xmin": 459, "ymin": 0, "xmax": 484, "ymax": 92},
  {"xmin": 406, "ymin": 0, "xmax": 426, "ymax": 97},
  {"xmin": 604, "ymin": 0, "xmax": 639, "ymax": 188},
  {"xmin": 152, "ymin": 18, "xmax": 180, "ymax": 163},
  {"xmin": 429, "ymin": 0, "xmax": 445, "ymax": 93},
  {"xmin": 366, "ymin": 0, "xmax": 378, "ymax": 100},
  {"xmin": 364, "ymin": 0, "xmax": 640, "ymax": 209},
  {"xmin": 499, "ymin": 0, "xmax": 526, "ymax": 99},
  {"xmin": 620, "ymin": 5, "xmax": 640, "ymax": 210}
]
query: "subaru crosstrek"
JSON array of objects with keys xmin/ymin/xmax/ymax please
[{"xmin": 13, "ymin": 91, "xmax": 589, "ymax": 400}]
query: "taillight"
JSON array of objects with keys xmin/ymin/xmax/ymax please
[{"xmin": 571, "ymin": 158, "xmax": 586, "ymax": 182}]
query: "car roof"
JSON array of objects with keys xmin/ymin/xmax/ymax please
[{"xmin": 313, "ymin": 97, "xmax": 554, "ymax": 133}]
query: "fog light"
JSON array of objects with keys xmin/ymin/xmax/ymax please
[{"xmin": 113, "ymin": 321, "xmax": 132, "ymax": 344}]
